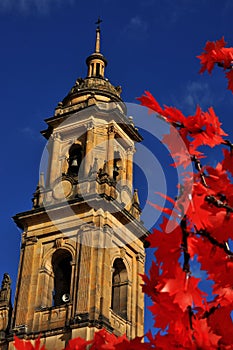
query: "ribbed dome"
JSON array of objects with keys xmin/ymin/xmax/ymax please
[{"xmin": 62, "ymin": 76, "xmax": 122, "ymax": 108}]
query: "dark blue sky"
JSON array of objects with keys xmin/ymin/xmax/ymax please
[{"xmin": 1, "ymin": 0, "xmax": 233, "ymax": 335}]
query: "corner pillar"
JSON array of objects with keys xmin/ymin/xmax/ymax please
[
  {"xmin": 126, "ymin": 146, "xmax": 135, "ymax": 191},
  {"xmin": 107, "ymin": 126, "xmax": 115, "ymax": 178},
  {"xmin": 84, "ymin": 122, "xmax": 94, "ymax": 177},
  {"xmin": 47, "ymin": 133, "xmax": 61, "ymax": 186}
]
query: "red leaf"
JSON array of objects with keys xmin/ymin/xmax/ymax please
[
  {"xmin": 114, "ymin": 336, "xmax": 151, "ymax": 350},
  {"xmin": 161, "ymin": 266, "xmax": 207, "ymax": 311},
  {"xmin": 185, "ymin": 106, "xmax": 227, "ymax": 151},
  {"xmin": 192, "ymin": 317, "xmax": 221, "ymax": 349},
  {"xmin": 148, "ymin": 217, "xmax": 182, "ymax": 276},
  {"xmin": 137, "ymin": 91, "xmax": 165, "ymax": 116},
  {"xmin": 222, "ymin": 148, "xmax": 233, "ymax": 177},
  {"xmin": 197, "ymin": 37, "xmax": 227, "ymax": 74},
  {"xmin": 149, "ymin": 292, "xmax": 183, "ymax": 330},
  {"xmin": 208, "ymin": 304, "xmax": 233, "ymax": 346},
  {"xmin": 197, "ymin": 37, "xmax": 233, "ymax": 92},
  {"xmin": 65, "ymin": 337, "xmax": 92, "ymax": 350},
  {"xmin": 140, "ymin": 260, "xmax": 161, "ymax": 301},
  {"xmin": 162, "ymin": 125, "xmax": 194, "ymax": 168},
  {"xmin": 163, "ymin": 105, "xmax": 186, "ymax": 125},
  {"xmin": 14, "ymin": 336, "xmax": 46, "ymax": 350}
]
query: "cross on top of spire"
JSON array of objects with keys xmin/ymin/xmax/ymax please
[{"xmin": 95, "ymin": 17, "xmax": 103, "ymax": 29}]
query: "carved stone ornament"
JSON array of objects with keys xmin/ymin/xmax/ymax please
[
  {"xmin": 87, "ymin": 121, "xmax": 94, "ymax": 130},
  {"xmin": 120, "ymin": 247, "xmax": 126, "ymax": 258},
  {"xmin": 53, "ymin": 179, "xmax": 72, "ymax": 200},
  {"xmin": 108, "ymin": 125, "xmax": 115, "ymax": 134},
  {"xmin": 54, "ymin": 238, "xmax": 64, "ymax": 249},
  {"xmin": 0, "ymin": 309, "xmax": 9, "ymax": 332},
  {"xmin": 0, "ymin": 273, "xmax": 11, "ymax": 305},
  {"xmin": 136, "ymin": 253, "xmax": 145, "ymax": 263}
]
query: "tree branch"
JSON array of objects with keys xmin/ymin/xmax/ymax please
[
  {"xmin": 205, "ymin": 195, "xmax": 233, "ymax": 214},
  {"xmin": 191, "ymin": 156, "xmax": 208, "ymax": 187},
  {"xmin": 181, "ymin": 215, "xmax": 191, "ymax": 273},
  {"xmin": 195, "ymin": 227, "xmax": 233, "ymax": 256}
]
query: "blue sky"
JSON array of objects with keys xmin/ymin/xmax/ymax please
[{"xmin": 1, "ymin": 0, "xmax": 233, "ymax": 335}]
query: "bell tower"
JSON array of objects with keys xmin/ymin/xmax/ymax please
[{"xmin": 2, "ymin": 23, "xmax": 148, "ymax": 350}]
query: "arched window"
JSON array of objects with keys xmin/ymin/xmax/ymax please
[
  {"xmin": 111, "ymin": 258, "xmax": 128, "ymax": 319},
  {"xmin": 68, "ymin": 144, "xmax": 82, "ymax": 176},
  {"xmin": 52, "ymin": 250, "xmax": 72, "ymax": 306}
]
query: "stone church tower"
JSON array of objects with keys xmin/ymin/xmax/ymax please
[{"xmin": 0, "ymin": 24, "xmax": 148, "ymax": 350}]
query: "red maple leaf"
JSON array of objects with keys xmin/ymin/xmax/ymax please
[
  {"xmin": 192, "ymin": 317, "xmax": 221, "ymax": 349},
  {"xmin": 148, "ymin": 217, "xmax": 182, "ymax": 277},
  {"xmin": 14, "ymin": 336, "xmax": 46, "ymax": 350},
  {"xmin": 65, "ymin": 337, "xmax": 92, "ymax": 350},
  {"xmin": 197, "ymin": 37, "xmax": 227, "ymax": 74},
  {"xmin": 214, "ymin": 47, "xmax": 233, "ymax": 70},
  {"xmin": 161, "ymin": 266, "xmax": 207, "ymax": 311},
  {"xmin": 137, "ymin": 91, "xmax": 165, "ymax": 116},
  {"xmin": 114, "ymin": 337, "xmax": 151, "ymax": 350},
  {"xmin": 163, "ymin": 105, "xmax": 186, "ymax": 125},
  {"xmin": 205, "ymin": 163, "xmax": 230, "ymax": 192},
  {"xmin": 148, "ymin": 313, "xmax": 194, "ymax": 350},
  {"xmin": 137, "ymin": 91, "xmax": 187, "ymax": 127},
  {"xmin": 89, "ymin": 329, "xmax": 128, "ymax": 350},
  {"xmin": 193, "ymin": 236, "xmax": 233, "ymax": 290},
  {"xmin": 222, "ymin": 148, "xmax": 233, "ymax": 177},
  {"xmin": 162, "ymin": 125, "xmax": 195, "ymax": 168},
  {"xmin": 185, "ymin": 182, "xmax": 211, "ymax": 230},
  {"xmin": 205, "ymin": 209, "xmax": 233, "ymax": 242},
  {"xmin": 208, "ymin": 304, "xmax": 233, "ymax": 346},
  {"xmin": 214, "ymin": 286, "xmax": 233, "ymax": 307},
  {"xmin": 185, "ymin": 106, "xmax": 227, "ymax": 151},
  {"xmin": 140, "ymin": 260, "xmax": 161, "ymax": 301},
  {"xmin": 197, "ymin": 37, "xmax": 233, "ymax": 93},
  {"xmin": 149, "ymin": 292, "xmax": 183, "ymax": 330}
]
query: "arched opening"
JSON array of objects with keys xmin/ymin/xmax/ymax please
[
  {"xmin": 111, "ymin": 258, "xmax": 128, "ymax": 319},
  {"xmin": 96, "ymin": 63, "xmax": 100, "ymax": 76},
  {"xmin": 68, "ymin": 144, "xmax": 82, "ymax": 176},
  {"xmin": 52, "ymin": 249, "xmax": 72, "ymax": 306},
  {"xmin": 113, "ymin": 151, "xmax": 122, "ymax": 181}
]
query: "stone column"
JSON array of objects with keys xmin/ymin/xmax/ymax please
[
  {"xmin": 84, "ymin": 122, "xmax": 94, "ymax": 177},
  {"xmin": 126, "ymin": 146, "xmax": 135, "ymax": 191},
  {"xmin": 47, "ymin": 133, "xmax": 61, "ymax": 187},
  {"xmin": 136, "ymin": 252, "xmax": 145, "ymax": 337},
  {"xmin": 107, "ymin": 126, "xmax": 115, "ymax": 178},
  {"xmin": 121, "ymin": 157, "xmax": 127, "ymax": 183}
]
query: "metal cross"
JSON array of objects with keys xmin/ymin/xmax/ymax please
[{"xmin": 96, "ymin": 17, "xmax": 103, "ymax": 29}]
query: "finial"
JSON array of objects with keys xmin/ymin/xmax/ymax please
[
  {"xmin": 39, "ymin": 172, "xmax": 45, "ymax": 188},
  {"xmin": 95, "ymin": 17, "xmax": 102, "ymax": 53},
  {"xmin": 133, "ymin": 189, "xmax": 140, "ymax": 206},
  {"xmin": 95, "ymin": 17, "xmax": 103, "ymax": 29}
]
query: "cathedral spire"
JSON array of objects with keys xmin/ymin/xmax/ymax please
[
  {"xmin": 86, "ymin": 19, "xmax": 107, "ymax": 78},
  {"xmin": 95, "ymin": 17, "xmax": 102, "ymax": 53},
  {"xmin": 95, "ymin": 26, "xmax": 101, "ymax": 53}
]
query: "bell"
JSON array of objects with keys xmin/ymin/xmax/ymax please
[{"xmin": 71, "ymin": 158, "xmax": 78, "ymax": 167}]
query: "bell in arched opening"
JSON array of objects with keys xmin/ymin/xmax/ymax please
[
  {"xmin": 68, "ymin": 144, "xmax": 82, "ymax": 177},
  {"xmin": 52, "ymin": 249, "xmax": 72, "ymax": 307}
]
